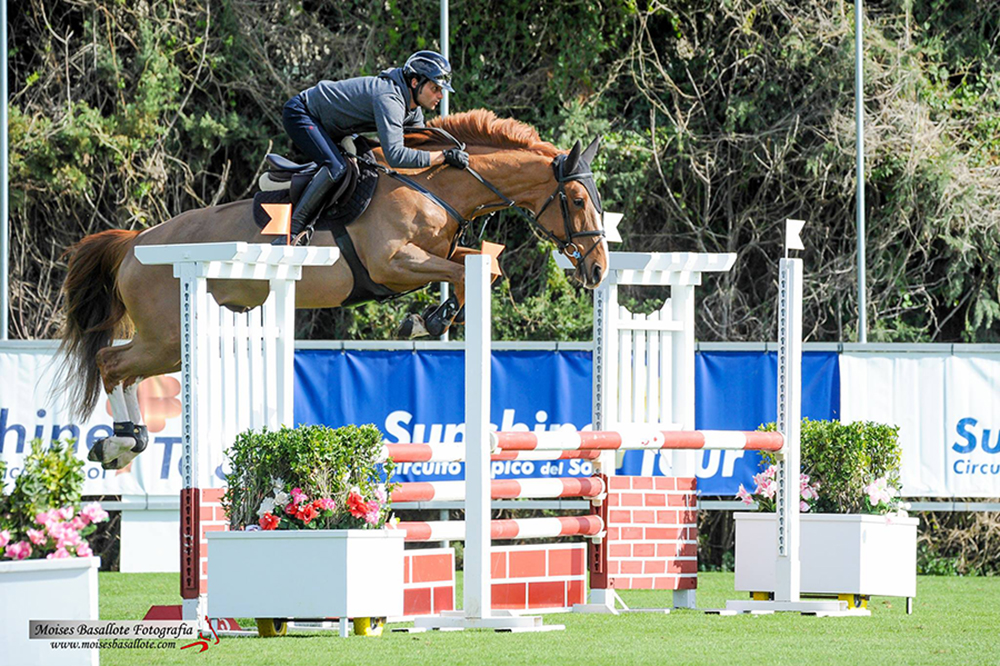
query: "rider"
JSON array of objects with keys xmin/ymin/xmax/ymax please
[{"xmin": 276, "ymin": 50, "xmax": 471, "ymax": 244}]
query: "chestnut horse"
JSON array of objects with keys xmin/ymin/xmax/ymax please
[{"xmin": 57, "ymin": 110, "xmax": 608, "ymax": 469}]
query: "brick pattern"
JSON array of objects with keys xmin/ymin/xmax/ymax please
[
  {"xmin": 600, "ymin": 476, "xmax": 697, "ymax": 591},
  {"xmin": 491, "ymin": 543, "xmax": 587, "ymax": 611},
  {"xmin": 403, "ymin": 549, "xmax": 455, "ymax": 618},
  {"xmin": 196, "ymin": 489, "xmax": 228, "ymax": 596}
]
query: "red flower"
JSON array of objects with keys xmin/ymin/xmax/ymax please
[
  {"xmin": 259, "ymin": 513, "xmax": 280, "ymax": 531},
  {"xmin": 347, "ymin": 492, "xmax": 367, "ymax": 518},
  {"xmin": 298, "ymin": 504, "xmax": 319, "ymax": 524},
  {"xmin": 284, "ymin": 502, "xmax": 298, "ymax": 516}
]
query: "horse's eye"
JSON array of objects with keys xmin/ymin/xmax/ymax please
[{"xmin": 574, "ymin": 198, "xmax": 585, "ymax": 207}]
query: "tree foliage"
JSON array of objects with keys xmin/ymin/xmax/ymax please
[{"xmin": 9, "ymin": 0, "xmax": 1000, "ymax": 341}]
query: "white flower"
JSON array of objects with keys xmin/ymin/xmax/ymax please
[
  {"xmin": 257, "ymin": 497, "xmax": 276, "ymax": 517},
  {"xmin": 272, "ymin": 477, "xmax": 285, "ymax": 492},
  {"xmin": 273, "ymin": 491, "xmax": 290, "ymax": 508}
]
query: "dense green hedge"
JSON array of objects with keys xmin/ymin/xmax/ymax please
[{"xmin": 9, "ymin": 0, "xmax": 1000, "ymax": 342}]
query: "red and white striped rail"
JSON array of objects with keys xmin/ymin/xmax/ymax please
[
  {"xmin": 397, "ymin": 515, "xmax": 605, "ymax": 542},
  {"xmin": 491, "ymin": 428, "xmax": 784, "ymax": 452},
  {"xmin": 382, "ymin": 443, "xmax": 602, "ymax": 463},
  {"xmin": 391, "ymin": 477, "xmax": 606, "ymax": 503}
]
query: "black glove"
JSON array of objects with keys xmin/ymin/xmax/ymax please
[{"xmin": 443, "ymin": 148, "xmax": 469, "ymax": 169}]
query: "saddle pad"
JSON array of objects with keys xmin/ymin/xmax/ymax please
[{"xmin": 252, "ymin": 150, "xmax": 380, "ymax": 232}]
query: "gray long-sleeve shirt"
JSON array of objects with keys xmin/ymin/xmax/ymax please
[{"xmin": 299, "ymin": 68, "xmax": 429, "ymax": 169}]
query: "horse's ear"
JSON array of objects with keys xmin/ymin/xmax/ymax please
[
  {"xmin": 564, "ymin": 140, "xmax": 582, "ymax": 173},
  {"xmin": 581, "ymin": 137, "xmax": 601, "ymax": 166}
]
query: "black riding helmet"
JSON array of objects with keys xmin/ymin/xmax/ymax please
[{"xmin": 403, "ymin": 50, "xmax": 455, "ymax": 93}]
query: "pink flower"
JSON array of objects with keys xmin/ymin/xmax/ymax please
[
  {"xmin": 46, "ymin": 547, "xmax": 71, "ymax": 560},
  {"xmin": 5, "ymin": 541, "xmax": 32, "ymax": 560},
  {"xmin": 290, "ymin": 487, "xmax": 309, "ymax": 504},
  {"xmin": 46, "ymin": 522, "xmax": 67, "ymax": 542},
  {"xmin": 77, "ymin": 543, "xmax": 93, "ymax": 558},
  {"xmin": 57, "ymin": 506, "xmax": 75, "ymax": 521},
  {"xmin": 56, "ymin": 528, "xmax": 82, "ymax": 550},
  {"xmin": 800, "ymin": 500, "xmax": 811, "ymax": 512},
  {"xmin": 316, "ymin": 497, "xmax": 336, "ymax": 511},
  {"xmin": 35, "ymin": 510, "xmax": 58, "ymax": 528},
  {"xmin": 865, "ymin": 477, "xmax": 894, "ymax": 506},
  {"xmin": 736, "ymin": 485, "xmax": 754, "ymax": 505},
  {"xmin": 375, "ymin": 486, "xmax": 388, "ymax": 504},
  {"xmin": 27, "ymin": 529, "xmax": 48, "ymax": 546},
  {"xmin": 364, "ymin": 507, "xmax": 381, "ymax": 525},
  {"xmin": 0, "ymin": 530, "xmax": 10, "ymax": 549},
  {"xmin": 70, "ymin": 516, "xmax": 89, "ymax": 531},
  {"xmin": 82, "ymin": 502, "xmax": 109, "ymax": 524}
]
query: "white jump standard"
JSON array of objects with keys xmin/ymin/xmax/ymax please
[{"xmin": 134, "ymin": 242, "xmax": 339, "ymax": 627}]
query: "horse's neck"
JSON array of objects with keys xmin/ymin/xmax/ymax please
[{"xmin": 459, "ymin": 151, "xmax": 553, "ymax": 216}]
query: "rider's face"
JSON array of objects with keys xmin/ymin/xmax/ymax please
[{"xmin": 414, "ymin": 81, "xmax": 444, "ymax": 111}]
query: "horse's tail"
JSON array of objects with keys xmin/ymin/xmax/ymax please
[{"xmin": 56, "ymin": 229, "xmax": 140, "ymax": 418}]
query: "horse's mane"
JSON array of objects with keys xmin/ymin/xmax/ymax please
[{"xmin": 407, "ymin": 109, "xmax": 560, "ymax": 157}]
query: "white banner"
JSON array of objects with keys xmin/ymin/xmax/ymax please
[
  {"xmin": 0, "ymin": 343, "xmax": 186, "ymax": 496},
  {"xmin": 840, "ymin": 352, "xmax": 1000, "ymax": 497}
]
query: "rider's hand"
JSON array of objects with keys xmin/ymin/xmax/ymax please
[{"xmin": 443, "ymin": 148, "xmax": 470, "ymax": 169}]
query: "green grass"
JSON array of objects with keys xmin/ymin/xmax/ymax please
[{"xmin": 97, "ymin": 572, "xmax": 1000, "ymax": 666}]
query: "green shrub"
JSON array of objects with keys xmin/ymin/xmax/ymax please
[
  {"xmin": 0, "ymin": 440, "xmax": 109, "ymax": 560},
  {"xmin": 2, "ymin": 440, "xmax": 85, "ymax": 536},
  {"xmin": 222, "ymin": 424, "xmax": 397, "ymax": 532},
  {"xmin": 757, "ymin": 419, "xmax": 903, "ymax": 514}
]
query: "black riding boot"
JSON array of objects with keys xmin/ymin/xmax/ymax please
[{"xmin": 273, "ymin": 166, "xmax": 340, "ymax": 245}]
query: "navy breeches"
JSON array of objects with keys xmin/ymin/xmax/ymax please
[{"xmin": 282, "ymin": 95, "xmax": 347, "ymax": 181}]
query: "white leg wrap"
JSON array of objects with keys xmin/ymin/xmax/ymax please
[
  {"xmin": 125, "ymin": 380, "xmax": 144, "ymax": 425},
  {"xmin": 109, "ymin": 384, "xmax": 130, "ymax": 422}
]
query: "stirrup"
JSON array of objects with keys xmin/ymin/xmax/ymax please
[{"xmin": 291, "ymin": 225, "xmax": 315, "ymax": 247}]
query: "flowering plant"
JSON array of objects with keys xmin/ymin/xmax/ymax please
[
  {"xmin": 223, "ymin": 424, "xmax": 397, "ymax": 531},
  {"xmin": 0, "ymin": 440, "xmax": 109, "ymax": 561},
  {"xmin": 754, "ymin": 419, "xmax": 904, "ymax": 515},
  {"xmin": 737, "ymin": 465, "xmax": 821, "ymax": 513}
]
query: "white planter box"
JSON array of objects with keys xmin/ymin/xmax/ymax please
[
  {"xmin": 0, "ymin": 556, "xmax": 100, "ymax": 666},
  {"xmin": 207, "ymin": 529, "xmax": 405, "ymax": 619},
  {"xmin": 734, "ymin": 512, "xmax": 918, "ymax": 598}
]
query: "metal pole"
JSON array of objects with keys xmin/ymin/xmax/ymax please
[
  {"xmin": 438, "ymin": 0, "xmax": 450, "ymax": 340},
  {"xmin": 1, "ymin": 0, "xmax": 10, "ymax": 340},
  {"xmin": 855, "ymin": 0, "xmax": 867, "ymax": 343}
]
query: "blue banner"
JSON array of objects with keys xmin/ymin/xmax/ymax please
[
  {"xmin": 293, "ymin": 349, "xmax": 840, "ymax": 494},
  {"xmin": 616, "ymin": 351, "xmax": 839, "ymax": 494}
]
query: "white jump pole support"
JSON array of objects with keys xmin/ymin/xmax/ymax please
[
  {"xmin": 775, "ymin": 257, "xmax": 802, "ymax": 604},
  {"xmin": 134, "ymin": 242, "xmax": 338, "ymax": 627},
  {"xmin": 465, "ymin": 252, "xmax": 492, "ymax": 620},
  {"xmin": 413, "ymin": 254, "xmax": 560, "ymax": 633},
  {"xmin": 721, "ymin": 257, "xmax": 863, "ymax": 615}
]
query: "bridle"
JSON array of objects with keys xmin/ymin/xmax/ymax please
[
  {"xmin": 463, "ymin": 151, "xmax": 607, "ymax": 273},
  {"xmin": 358, "ymin": 127, "xmax": 606, "ymax": 275}
]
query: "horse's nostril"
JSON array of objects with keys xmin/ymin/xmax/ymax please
[{"xmin": 592, "ymin": 264, "xmax": 603, "ymax": 284}]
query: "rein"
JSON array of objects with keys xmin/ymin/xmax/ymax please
[{"xmin": 352, "ymin": 131, "xmax": 605, "ymax": 270}]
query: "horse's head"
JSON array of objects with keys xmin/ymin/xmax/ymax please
[{"xmin": 534, "ymin": 138, "xmax": 609, "ymax": 289}]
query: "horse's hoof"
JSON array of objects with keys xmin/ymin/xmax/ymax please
[
  {"xmin": 424, "ymin": 315, "xmax": 451, "ymax": 338},
  {"xmin": 398, "ymin": 314, "xmax": 429, "ymax": 339},
  {"xmin": 103, "ymin": 448, "xmax": 140, "ymax": 471},
  {"xmin": 89, "ymin": 435, "xmax": 134, "ymax": 465},
  {"xmin": 87, "ymin": 440, "xmax": 106, "ymax": 463}
]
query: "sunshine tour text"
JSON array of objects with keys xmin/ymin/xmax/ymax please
[{"xmin": 952, "ymin": 417, "xmax": 1000, "ymax": 476}]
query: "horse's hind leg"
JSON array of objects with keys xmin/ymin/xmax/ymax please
[{"xmin": 89, "ymin": 333, "xmax": 181, "ymax": 470}]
